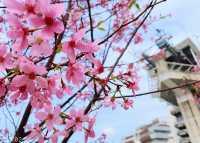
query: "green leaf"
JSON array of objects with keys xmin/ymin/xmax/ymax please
[
  {"xmin": 128, "ymin": 0, "xmax": 136, "ymax": 9},
  {"xmin": 56, "ymin": 44, "xmax": 62, "ymax": 53},
  {"xmin": 96, "ymin": 20, "xmax": 104, "ymax": 27},
  {"xmin": 56, "ymin": 48, "xmax": 61, "ymax": 53},
  {"xmin": 97, "ymin": 20, "xmax": 105, "ymax": 31},
  {"xmin": 135, "ymin": 3, "xmax": 140, "ymax": 10},
  {"xmin": 98, "ymin": 27, "xmax": 105, "ymax": 31}
]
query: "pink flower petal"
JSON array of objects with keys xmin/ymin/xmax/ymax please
[
  {"xmin": 29, "ymin": 16, "xmax": 44, "ymax": 27},
  {"xmin": 4, "ymin": 0, "xmax": 25, "ymax": 14},
  {"xmin": 63, "ymin": 43, "xmax": 76, "ymax": 62},
  {"xmin": 35, "ymin": 112, "xmax": 47, "ymax": 121},
  {"xmin": 51, "ymin": 4, "xmax": 65, "ymax": 17}
]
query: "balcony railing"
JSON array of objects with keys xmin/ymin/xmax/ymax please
[
  {"xmin": 166, "ymin": 62, "xmax": 195, "ymax": 73},
  {"xmin": 179, "ymin": 137, "xmax": 191, "ymax": 143},
  {"xmin": 148, "ymin": 60, "xmax": 199, "ymax": 77}
]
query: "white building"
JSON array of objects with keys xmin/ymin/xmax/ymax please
[
  {"xmin": 144, "ymin": 36, "xmax": 200, "ymax": 143},
  {"xmin": 122, "ymin": 119, "xmax": 175, "ymax": 143}
]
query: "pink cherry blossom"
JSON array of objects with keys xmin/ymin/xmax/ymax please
[
  {"xmin": 62, "ymin": 29, "xmax": 86, "ymax": 62},
  {"xmin": 127, "ymin": 81, "xmax": 139, "ymax": 92},
  {"xmin": 17, "ymin": 68, "xmax": 45, "ymax": 89},
  {"xmin": 134, "ymin": 33, "xmax": 143, "ymax": 44},
  {"xmin": 122, "ymin": 99, "xmax": 133, "ymax": 110},
  {"xmin": 62, "ymin": 29, "xmax": 98, "ymax": 62},
  {"xmin": 66, "ymin": 62, "xmax": 85, "ymax": 85},
  {"xmin": 4, "ymin": 0, "xmax": 25, "ymax": 14},
  {"xmin": 192, "ymin": 66, "xmax": 200, "ymax": 72},
  {"xmin": 50, "ymin": 129, "xmax": 63, "ymax": 143},
  {"xmin": 10, "ymin": 59, "xmax": 48, "ymax": 104},
  {"xmin": 113, "ymin": 47, "xmax": 125, "ymax": 54},
  {"xmin": 64, "ymin": 86, "xmax": 72, "ymax": 95},
  {"xmin": 30, "ymin": 91, "xmax": 51, "ymax": 109},
  {"xmin": 29, "ymin": 2, "xmax": 64, "ymax": 38},
  {"xmin": 0, "ymin": 0, "xmax": 166, "ymax": 142},
  {"xmin": 67, "ymin": 109, "xmax": 88, "ymax": 131},
  {"xmin": 56, "ymin": 86, "xmax": 72, "ymax": 99},
  {"xmin": 30, "ymin": 35, "xmax": 53, "ymax": 57},
  {"xmin": 84, "ymin": 117, "xmax": 96, "ymax": 143},
  {"xmin": 123, "ymin": 70, "xmax": 138, "ymax": 81},
  {"xmin": 19, "ymin": 59, "xmax": 47, "ymax": 80},
  {"xmin": 36, "ymin": 105, "xmax": 62, "ymax": 130},
  {"xmin": 6, "ymin": 14, "xmax": 29, "ymax": 52},
  {"xmin": 46, "ymin": 76, "xmax": 59, "ymax": 96},
  {"xmin": 9, "ymin": 75, "xmax": 34, "ymax": 104},
  {"xmin": 0, "ymin": 79, "xmax": 6, "ymax": 106},
  {"xmin": 46, "ymin": 76, "xmax": 72, "ymax": 99},
  {"xmin": 4, "ymin": 0, "xmax": 39, "ymax": 16},
  {"xmin": 91, "ymin": 60, "xmax": 104, "ymax": 75},
  {"xmin": 77, "ymin": 92, "xmax": 92, "ymax": 101},
  {"xmin": 103, "ymin": 96, "xmax": 117, "ymax": 110},
  {"xmin": 26, "ymin": 124, "xmax": 44, "ymax": 143},
  {"xmin": 0, "ymin": 44, "xmax": 14, "ymax": 70}
]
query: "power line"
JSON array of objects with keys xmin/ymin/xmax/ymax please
[{"xmin": 115, "ymin": 80, "xmax": 200, "ymax": 99}]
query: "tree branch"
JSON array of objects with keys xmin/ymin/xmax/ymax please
[
  {"xmin": 60, "ymin": 1, "xmax": 160, "ymax": 142},
  {"xmin": 86, "ymin": 0, "xmax": 94, "ymax": 42},
  {"xmin": 98, "ymin": 0, "xmax": 167, "ymax": 45},
  {"xmin": 11, "ymin": 1, "xmax": 73, "ymax": 142}
]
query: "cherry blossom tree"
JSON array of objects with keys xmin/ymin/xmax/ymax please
[{"xmin": 0, "ymin": 0, "xmax": 167, "ymax": 142}]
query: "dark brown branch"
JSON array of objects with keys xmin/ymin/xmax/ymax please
[
  {"xmin": 106, "ymin": 2, "xmax": 155, "ymax": 80},
  {"xmin": 116, "ymin": 80, "xmax": 200, "ymax": 98},
  {"xmin": 12, "ymin": 103, "xmax": 32, "ymax": 143},
  {"xmin": 46, "ymin": 0, "xmax": 72, "ymax": 69},
  {"xmin": 61, "ymin": 78, "xmax": 93, "ymax": 108},
  {"xmin": 86, "ymin": 0, "xmax": 99, "ymax": 106},
  {"xmin": 0, "ymin": 6, "xmax": 6, "ymax": 9},
  {"xmin": 86, "ymin": 0, "xmax": 94, "ymax": 42}
]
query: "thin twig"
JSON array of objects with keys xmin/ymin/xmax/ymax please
[{"xmin": 98, "ymin": 0, "xmax": 167, "ymax": 45}]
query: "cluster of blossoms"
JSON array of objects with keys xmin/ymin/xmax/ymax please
[{"xmin": 0, "ymin": 0, "xmax": 166, "ymax": 142}]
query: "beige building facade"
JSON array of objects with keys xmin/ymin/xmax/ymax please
[{"xmin": 144, "ymin": 37, "xmax": 200, "ymax": 143}]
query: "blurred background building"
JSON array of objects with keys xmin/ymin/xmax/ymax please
[
  {"xmin": 143, "ymin": 33, "xmax": 200, "ymax": 143},
  {"xmin": 122, "ymin": 119, "xmax": 177, "ymax": 143},
  {"xmin": 123, "ymin": 34, "xmax": 200, "ymax": 143}
]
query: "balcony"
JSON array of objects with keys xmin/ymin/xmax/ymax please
[
  {"xmin": 175, "ymin": 121, "xmax": 186, "ymax": 130},
  {"xmin": 166, "ymin": 62, "xmax": 194, "ymax": 72},
  {"xmin": 148, "ymin": 61, "xmax": 200, "ymax": 82},
  {"xmin": 179, "ymin": 137, "xmax": 191, "ymax": 143},
  {"xmin": 177, "ymin": 129, "xmax": 189, "ymax": 137},
  {"xmin": 150, "ymin": 132, "xmax": 170, "ymax": 140},
  {"xmin": 171, "ymin": 107, "xmax": 181, "ymax": 116},
  {"xmin": 146, "ymin": 60, "xmax": 200, "ymax": 105}
]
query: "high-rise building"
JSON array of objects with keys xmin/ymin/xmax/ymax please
[
  {"xmin": 144, "ymin": 35, "xmax": 200, "ymax": 143},
  {"xmin": 122, "ymin": 119, "xmax": 174, "ymax": 143}
]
